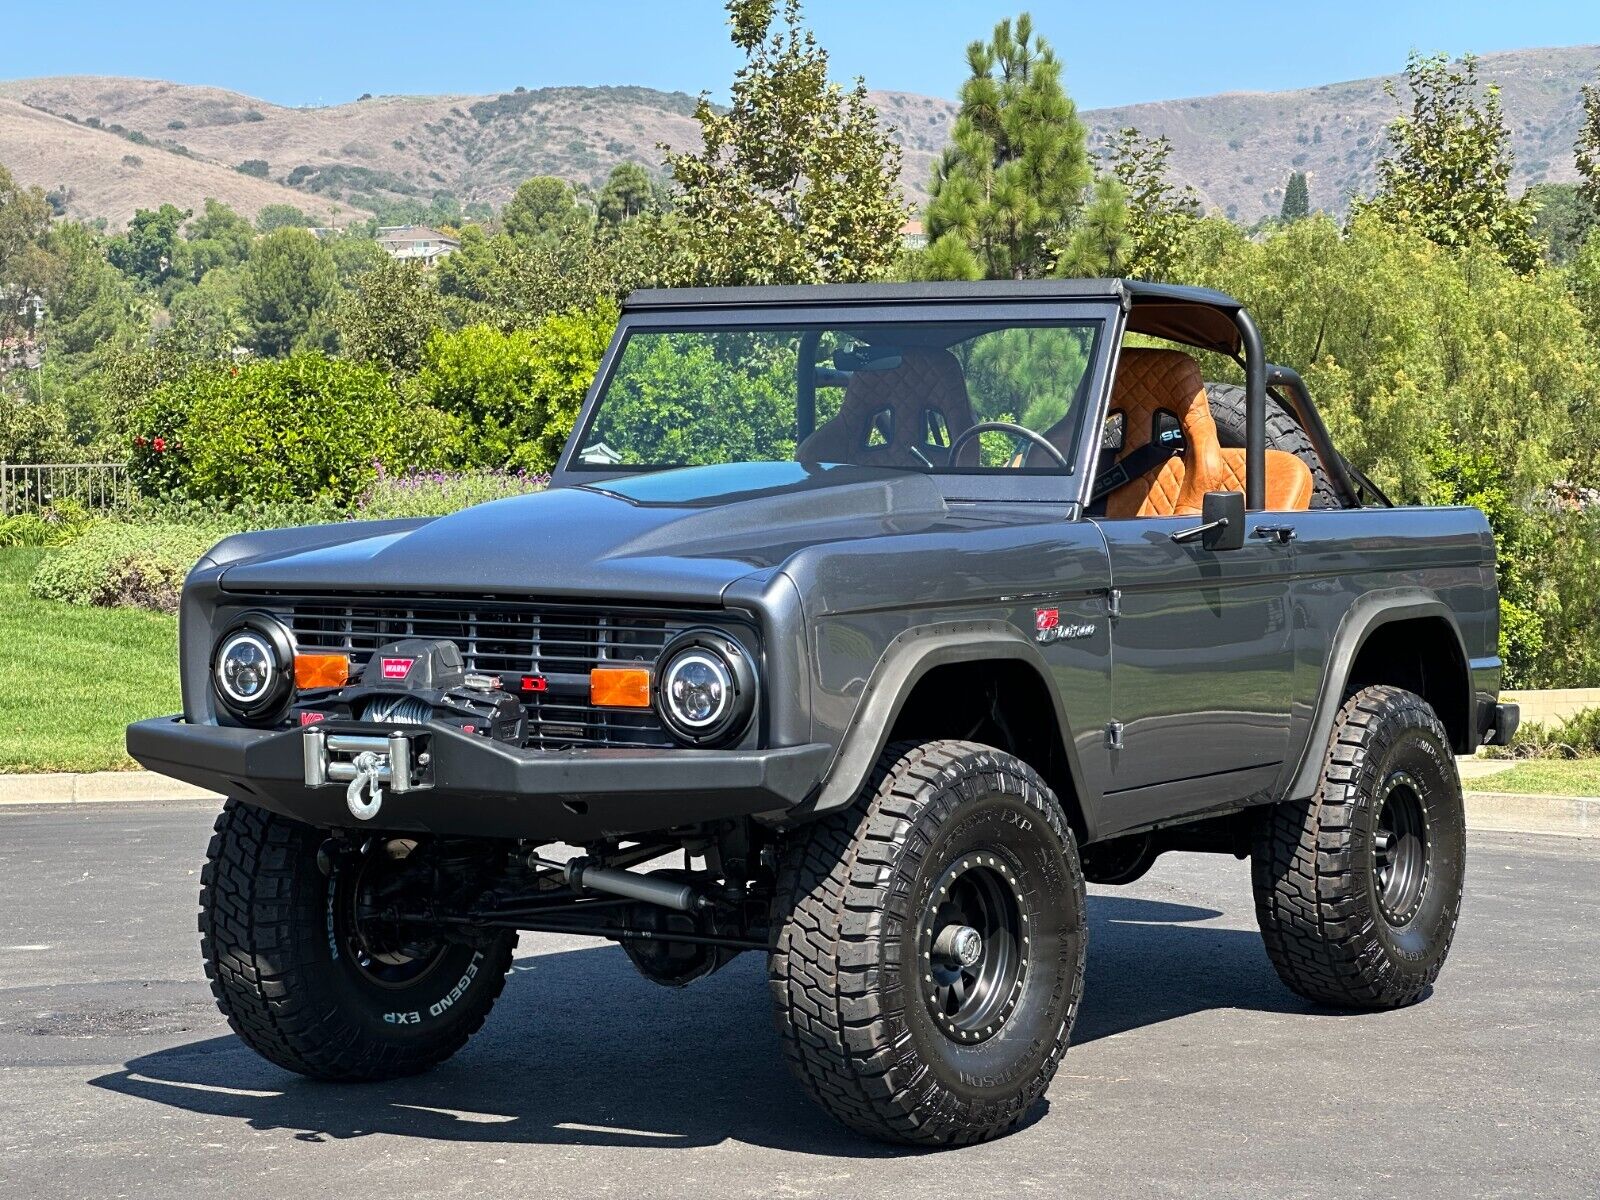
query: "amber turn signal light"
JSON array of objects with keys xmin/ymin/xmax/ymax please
[
  {"xmin": 590, "ymin": 667, "xmax": 652, "ymax": 708},
  {"xmin": 294, "ymin": 653, "xmax": 350, "ymax": 690}
]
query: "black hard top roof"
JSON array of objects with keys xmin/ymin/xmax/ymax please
[{"xmin": 622, "ymin": 279, "xmax": 1246, "ymax": 355}]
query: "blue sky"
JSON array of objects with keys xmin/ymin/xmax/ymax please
[{"xmin": 2, "ymin": 1, "xmax": 1598, "ymax": 109}]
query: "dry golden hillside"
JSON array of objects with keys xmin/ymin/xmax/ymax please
[
  {"xmin": 3, "ymin": 44, "xmax": 1598, "ymax": 228},
  {"xmin": 0, "ymin": 96, "xmax": 365, "ymax": 228}
]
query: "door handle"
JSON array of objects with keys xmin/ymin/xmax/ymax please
[{"xmin": 1252, "ymin": 524, "xmax": 1296, "ymax": 545}]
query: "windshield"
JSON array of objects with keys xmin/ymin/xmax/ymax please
[{"xmin": 572, "ymin": 319, "xmax": 1102, "ymax": 473}]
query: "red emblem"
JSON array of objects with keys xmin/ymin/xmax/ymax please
[
  {"xmin": 1035, "ymin": 607, "xmax": 1060, "ymax": 632},
  {"xmin": 298, "ymin": 711, "xmax": 327, "ymax": 726},
  {"xmin": 381, "ymin": 657, "xmax": 414, "ymax": 680}
]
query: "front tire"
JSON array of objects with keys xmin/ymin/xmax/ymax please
[
  {"xmin": 1252, "ymin": 686, "xmax": 1466, "ymax": 1009},
  {"xmin": 769, "ymin": 740, "xmax": 1086, "ymax": 1146},
  {"xmin": 199, "ymin": 799, "xmax": 516, "ymax": 1081}
]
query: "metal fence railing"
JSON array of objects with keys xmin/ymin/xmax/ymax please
[{"xmin": 0, "ymin": 462, "xmax": 132, "ymax": 517}]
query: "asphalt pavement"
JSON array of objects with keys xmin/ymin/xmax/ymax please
[{"xmin": 1, "ymin": 801, "xmax": 1595, "ymax": 1200}]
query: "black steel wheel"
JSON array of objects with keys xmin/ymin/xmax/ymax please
[
  {"xmin": 770, "ymin": 740, "xmax": 1086, "ymax": 1146},
  {"xmin": 1372, "ymin": 773, "xmax": 1430, "ymax": 926},
  {"xmin": 920, "ymin": 855, "xmax": 1027, "ymax": 1043},
  {"xmin": 1252, "ymin": 686, "xmax": 1466, "ymax": 1009}
]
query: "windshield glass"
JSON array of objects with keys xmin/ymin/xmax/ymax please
[{"xmin": 573, "ymin": 319, "xmax": 1102, "ymax": 473}]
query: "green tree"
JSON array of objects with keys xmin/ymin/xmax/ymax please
[
  {"xmin": 1280, "ymin": 171, "xmax": 1310, "ymax": 223},
  {"xmin": 166, "ymin": 266, "xmax": 248, "ymax": 358},
  {"xmin": 254, "ymin": 203, "xmax": 313, "ymax": 233},
  {"xmin": 597, "ymin": 163, "xmax": 663, "ymax": 226},
  {"xmin": 179, "ymin": 199, "xmax": 255, "ymax": 282},
  {"xmin": 240, "ymin": 228, "xmax": 338, "ymax": 356},
  {"xmin": 106, "ymin": 203, "xmax": 190, "ymax": 288},
  {"xmin": 335, "ymin": 257, "xmax": 445, "ymax": 376},
  {"xmin": 1528, "ymin": 182, "xmax": 1592, "ymax": 265},
  {"xmin": 1576, "ymin": 74, "xmax": 1600, "ymax": 219},
  {"xmin": 43, "ymin": 222, "xmax": 143, "ymax": 365},
  {"xmin": 1354, "ymin": 52, "xmax": 1540, "ymax": 273},
  {"xmin": 0, "ymin": 162, "xmax": 55, "ymax": 344},
  {"xmin": 502, "ymin": 176, "xmax": 590, "ymax": 243},
  {"xmin": 1101, "ymin": 127, "xmax": 1201, "ymax": 279},
  {"xmin": 923, "ymin": 13, "xmax": 1092, "ymax": 280},
  {"xmin": 662, "ymin": 0, "xmax": 906, "ymax": 286}
]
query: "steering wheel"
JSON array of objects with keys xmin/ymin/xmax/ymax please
[{"xmin": 946, "ymin": 421, "xmax": 1071, "ymax": 469}]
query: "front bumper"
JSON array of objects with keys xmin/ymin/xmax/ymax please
[{"xmin": 127, "ymin": 715, "xmax": 833, "ymax": 841}]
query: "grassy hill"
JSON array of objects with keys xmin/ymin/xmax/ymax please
[{"xmin": 2, "ymin": 43, "xmax": 1597, "ymax": 229}]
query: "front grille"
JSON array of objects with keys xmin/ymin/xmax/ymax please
[{"xmin": 278, "ymin": 599, "xmax": 700, "ymax": 749}]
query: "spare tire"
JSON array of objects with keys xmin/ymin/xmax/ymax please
[{"xmin": 1205, "ymin": 382, "xmax": 1341, "ymax": 509}]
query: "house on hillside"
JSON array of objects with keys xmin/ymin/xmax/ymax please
[
  {"xmin": 376, "ymin": 225, "xmax": 461, "ymax": 266},
  {"xmin": 901, "ymin": 218, "xmax": 927, "ymax": 249}
]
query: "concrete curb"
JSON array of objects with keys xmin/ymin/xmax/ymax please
[
  {"xmin": 1462, "ymin": 791, "xmax": 1598, "ymax": 838},
  {"xmin": 0, "ymin": 771, "xmax": 220, "ymax": 806},
  {"xmin": 1, "ymin": 769, "xmax": 1596, "ymax": 838}
]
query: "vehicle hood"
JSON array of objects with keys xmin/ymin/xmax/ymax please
[{"xmin": 218, "ymin": 463, "xmax": 951, "ymax": 605}]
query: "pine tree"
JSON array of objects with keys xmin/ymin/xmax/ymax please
[
  {"xmin": 923, "ymin": 13, "xmax": 1092, "ymax": 280},
  {"xmin": 1280, "ymin": 171, "xmax": 1310, "ymax": 223},
  {"xmin": 1354, "ymin": 52, "xmax": 1539, "ymax": 273}
]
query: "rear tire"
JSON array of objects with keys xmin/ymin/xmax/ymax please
[
  {"xmin": 1207, "ymin": 380, "xmax": 1340, "ymax": 509},
  {"xmin": 769, "ymin": 740, "xmax": 1086, "ymax": 1146},
  {"xmin": 200, "ymin": 799, "xmax": 515, "ymax": 1081},
  {"xmin": 1251, "ymin": 686, "xmax": 1466, "ymax": 1009}
]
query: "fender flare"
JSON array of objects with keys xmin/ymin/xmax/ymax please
[
  {"xmin": 790, "ymin": 620, "xmax": 1094, "ymax": 837},
  {"xmin": 1285, "ymin": 589, "xmax": 1473, "ymax": 802}
]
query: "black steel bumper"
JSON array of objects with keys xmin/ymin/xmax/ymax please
[{"xmin": 127, "ymin": 715, "xmax": 833, "ymax": 841}]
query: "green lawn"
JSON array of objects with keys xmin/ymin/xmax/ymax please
[
  {"xmin": 0, "ymin": 548, "xmax": 180, "ymax": 773},
  {"xmin": 1472, "ymin": 758, "xmax": 1600, "ymax": 798}
]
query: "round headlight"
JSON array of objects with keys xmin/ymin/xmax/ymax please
[
  {"xmin": 655, "ymin": 630, "xmax": 755, "ymax": 746},
  {"xmin": 212, "ymin": 613, "xmax": 294, "ymax": 721}
]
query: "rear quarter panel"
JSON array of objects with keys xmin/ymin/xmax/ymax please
[{"xmin": 1284, "ymin": 503, "xmax": 1498, "ymax": 782}]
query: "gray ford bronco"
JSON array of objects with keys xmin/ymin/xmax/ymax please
[{"xmin": 129, "ymin": 280, "xmax": 1518, "ymax": 1146}]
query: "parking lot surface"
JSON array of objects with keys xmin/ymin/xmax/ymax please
[{"xmin": 1, "ymin": 801, "xmax": 1594, "ymax": 1199}]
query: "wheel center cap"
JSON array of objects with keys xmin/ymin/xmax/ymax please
[{"xmin": 934, "ymin": 924, "xmax": 984, "ymax": 968}]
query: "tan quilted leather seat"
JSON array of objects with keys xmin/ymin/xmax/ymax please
[
  {"xmin": 1103, "ymin": 348, "xmax": 1229, "ymax": 518},
  {"xmin": 1075, "ymin": 347, "xmax": 1315, "ymax": 517},
  {"xmin": 797, "ymin": 347, "xmax": 974, "ymax": 469}
]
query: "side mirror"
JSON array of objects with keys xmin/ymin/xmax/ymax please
[{"xmin": 1171, "ymin": 490, "xmax": 1245, "ymax": 551}]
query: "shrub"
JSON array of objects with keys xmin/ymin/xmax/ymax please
[
  {"xmin": 0, "ymin": 500, "xmax": 93, "ymax": 548},
  {"xmin": 415, "ymin": 303, "xmax": 613, "ymax": 473},
  {"xmin": 1487, "ymin": 708, "xmax": 1600, "ymax": 760},
  {"xmin": 355, "ymin": 467, "xmax": 549, "ymax": 519},
  {"xmin": 129, "ymin": 354, "xmax": 461, "ymax": 505},
  {"xmin": 30, "ymin": 522, "xmax": 219, "ymax": 613}
]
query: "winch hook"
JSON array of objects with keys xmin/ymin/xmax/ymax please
[{"xmin": 345, "ymin": 750, "xmax": 386, "ymax": 821}]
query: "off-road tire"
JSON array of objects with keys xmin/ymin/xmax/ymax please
[
  {"xmin": 1206, "ymin": 380, "xmax": 1340, "ymax": 509},
  {"xmin": 769, "ymin": 740, "xmax": 1086, "ymax": 1146},
  {"xmin": 1252, "ymin": 686, "xmax": 1466, "ymax": 1009},
  {"xmin": 200, "ymin": 799, "xmax": 516, "ymax": 1080}
]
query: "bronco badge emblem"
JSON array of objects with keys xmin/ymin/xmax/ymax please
[{"xmin": 1035, "ymin": 607, "xmax": 1096, "ymax": 644}]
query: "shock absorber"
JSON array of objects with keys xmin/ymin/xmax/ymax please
[{"xmin": 529, "ymin": 854, "xmax": 711, "ymax": 912}]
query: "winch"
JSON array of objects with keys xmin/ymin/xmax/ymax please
[{"xmin": 298, "ymin": 638, "xmax": 527, "ymax": 820}]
